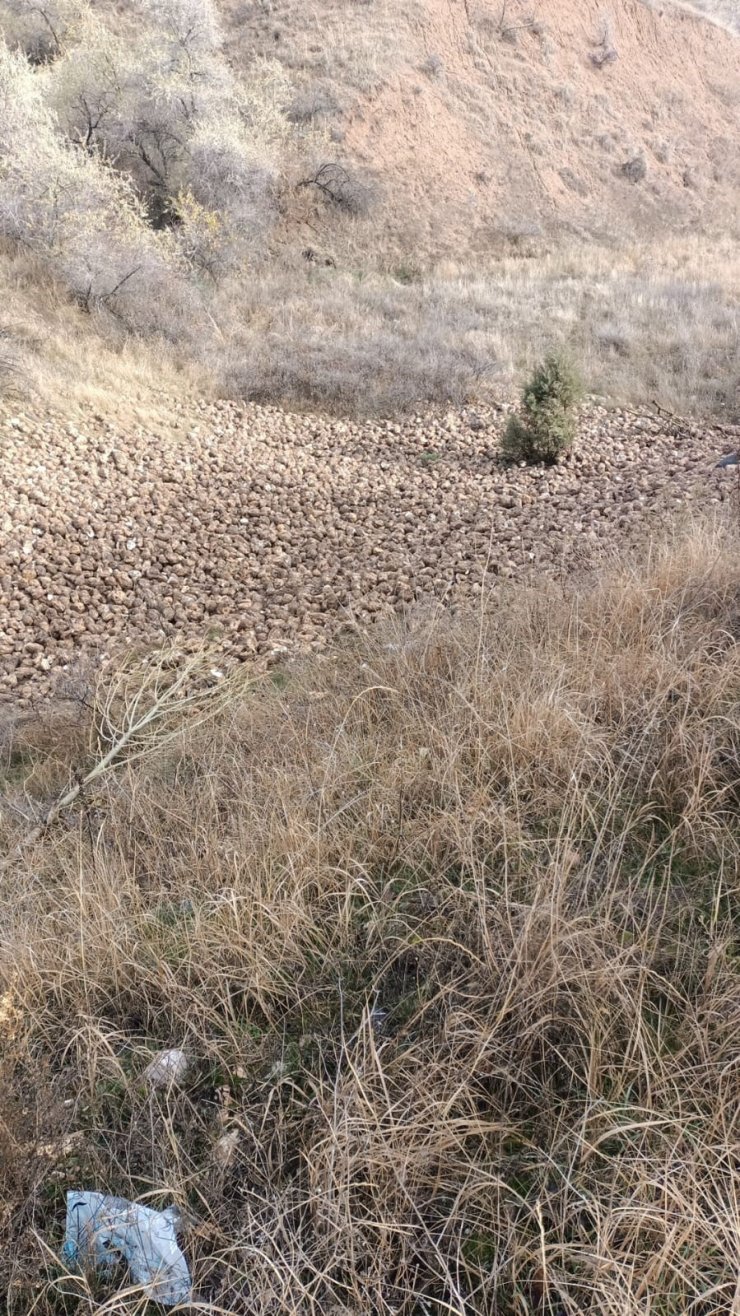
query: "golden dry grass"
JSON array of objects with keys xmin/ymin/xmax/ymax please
[
  {"xmin": 1, "ymin": 519, "xmax": 739, "ymax": 1312},
  {"xmin": 0, "ymin": 239, "xmax": 208, "ymax": 420},
  {"xmin": 226, "ymin": 233, "xmax": 739, "ymax": 416}
]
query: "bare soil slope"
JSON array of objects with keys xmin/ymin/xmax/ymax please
[{"xmin": 228, "ymin": 0, "xmax": 739, "ymax": 261}]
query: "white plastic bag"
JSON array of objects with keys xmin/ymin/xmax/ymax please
[
  {"xmin": 143, "ymin": 1047, "xmax": 189, "ymax": 1090},
  {"xmin": 62, "ymin": 1190, "xmax": 192, "ymax": 1307}
]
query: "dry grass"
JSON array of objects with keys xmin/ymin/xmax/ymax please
[
  {"xmin": 1, "ymin": 521, "xmax": 739, "ymax": 1313},
  {"xmin": 0, "ymin": 240, "xmax": 208, "ymax": 418},
  {"xmin": 224, "ymin": 0, "xmax": 420, "ymax": 96},
  {"xmin": 10, "ymin": 228, "xmax": 733, "ymax": 419},
  {"xmin": 208, "ymin": 234, "xmax": 740, "ymax": 416}
]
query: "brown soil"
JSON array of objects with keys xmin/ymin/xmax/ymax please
[
  {"xmin": 234, "ymin": 0, "xmax": 740, "ymax": 262},
  {"xmin": 348, "ymin": 0, "xmax": 739, "ymax": 256}
]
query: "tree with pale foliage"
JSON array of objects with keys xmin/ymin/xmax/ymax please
[
  {"xmin": 0, "ymin": 0, "xmax": 291, "ymax": 340},
  {"xmin": 0, "ymin": 39, "xmax": 189, "ymax": 331},
  {"xmin": 0, "ymin": 0, "xmax": 87, "ymax": 62},
  {"xmin": 35, "ymin": 0, "xmax": 290, "ymax": 269}
]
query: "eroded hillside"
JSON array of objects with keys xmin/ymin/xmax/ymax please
[
  {"xmin": 0, "ymin": 0, "xmax": 737, "ymax": 413},
  {"xmin": 227, "ymin": 0, "xmax": 740, "ymax": 260}
]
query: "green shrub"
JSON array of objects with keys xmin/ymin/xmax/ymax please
[{"xmin": 502, "ymin": 353, "xmax": 583, "ymax": 464}]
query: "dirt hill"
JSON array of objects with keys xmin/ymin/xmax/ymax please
[
  {"xmin": 226, "ymin": 0, "xmax": 740, "ymax": 262},
  {"xmin": 0, "ymin": 0, "xmax": 737, "ymax": 415}
]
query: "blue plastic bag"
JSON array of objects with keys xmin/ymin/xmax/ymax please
[{"xmin": 62, "ymin": 1190, "xmax": 192, "ymax": 1307}]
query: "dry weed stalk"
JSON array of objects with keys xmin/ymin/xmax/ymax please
[{"xmin": 6, "ymin": 646, "xmax": 253, "ymax": 855}]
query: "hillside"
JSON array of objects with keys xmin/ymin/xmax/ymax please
[
  {"xmin": 229, "ymin": 0, "xmax": 740, "ymax": 261},
  {"xmin": 0, "ymin": 0, "xmax": 738, "ymax": 414}
]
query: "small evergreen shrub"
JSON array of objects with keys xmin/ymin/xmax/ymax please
[{"xmin": 502, "ymin": 354, "xmax": 582, "ymax": 464}]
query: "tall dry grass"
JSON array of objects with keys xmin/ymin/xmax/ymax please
[
  {"xmin": 199, "ymin": 233, "xmax": 740, "ymax": 415},
  {"xmin": 0, "ymin": 238, "xmax": 209, "ymax": 417},
  {"xmin": 3, "ymin": 229, "xmax": 738, "ymax": 419},
  {"xmin": 1, "ymin": 521, "xmax": 739, "ymax": 1313}
]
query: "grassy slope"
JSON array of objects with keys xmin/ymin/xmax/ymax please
[
  {"xmin": 3, "ymin": 226, "xmax": 739, "ymax": 419},
  {"xmin": 1, "ymin": 0, "xmax": 739, "ymax": 417},
  {"xmin": 1, "ymin": 521, "xmax": 739, "ymax": 1312}
]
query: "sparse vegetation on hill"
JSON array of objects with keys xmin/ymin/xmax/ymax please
[
  {"xmin": 1, "ymin": 524, "xmax": 739, "ymax": 1312},
  {"xmin": 0, "ymin": 0, "xmax": 738, "ymax": 416}
]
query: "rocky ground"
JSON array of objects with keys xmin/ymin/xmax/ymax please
[{"xmin": 1, "ymin": 395, "xmax": 737, "ymax": 707}]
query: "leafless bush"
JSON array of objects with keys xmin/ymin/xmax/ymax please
[
  {"xmin": 420, "ymin": 52, "xmax": 444, "ymax": 77},
  {"xmin": 622, "ymin": 151, "xmax": 648, "ymax": 182},
  {"xmin": 298, "ymin": 161, "xmax": 378, "ymax": 216},
  {"xmin": 179, "ymin": 126, "xmax": 278, "ymax": 272},
  {"xmin": 42, "ymin": 0, "xmax": 289, "ymax": 267},
  {"xmin": 0, "ymin": 0, "xmax": 85, "ymax": 62},
  {"xmin": 138, "ymin": 0, "xmax": 224, "ymax": 63},
  {"xmin": 653, "ymin": 138, "xmax": 673, "ymax": 164},
  {"xmin": 591, "ymin": 43, "xmax": 618, "ymax": 66},
  {"xmin": 475, "ymin": 0, "xmax": 541, "ymax": 43},
  {"xmin": 590, "ymin": 15, "xmax": 618, "ymax": 66},
  {"xmin": 46, "ymin": 2, "xmax": 223, "ymax": 195},
  {"xmin": 0, "ymin": 40, "xmax": 197, "ymax": 336}
]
